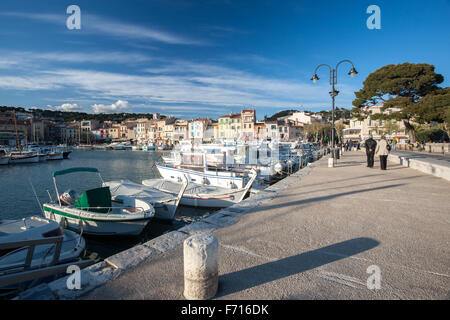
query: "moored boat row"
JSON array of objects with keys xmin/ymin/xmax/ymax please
[{"xmin": 0, "ymin": 147, "xmax": 71, "ymax": 165}]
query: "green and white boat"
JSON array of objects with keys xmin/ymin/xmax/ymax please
[{"xmin": 43, "ymin": 167, "xmax": 155, "ymax": 236}]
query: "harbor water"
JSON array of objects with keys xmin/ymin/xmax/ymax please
[{"xmin": 0, "ymin": 150, "xmax": 218, "ymax": 259}]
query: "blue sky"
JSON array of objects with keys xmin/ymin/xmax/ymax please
[{"xmin": 0, "ymin": 0, "xmax": 449, "ymax": 120}]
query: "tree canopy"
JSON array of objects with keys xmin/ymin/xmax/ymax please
[{"xmin": 351, "ymin": 63, "xmax": 450, "ymax": 141}]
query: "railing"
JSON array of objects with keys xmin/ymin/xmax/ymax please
[{"xmin": 0, "ymin": 236, "xmax": 63, "ymax": 273}]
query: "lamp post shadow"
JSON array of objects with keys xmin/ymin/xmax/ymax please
[{"xmin": 216, "ymin": 237, "xmax": 379, "ymax": 298}]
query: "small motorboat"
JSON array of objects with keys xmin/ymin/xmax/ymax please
[
  {"xmin": 141, "ymin": 169, "xmax": 257, "ymax": 208},
  {"xmin": 43, "ymin": 167, "xmax": 155, "ymax": 236},
  {"xmin": 0, "ymin": 216, "xmax": 85, "ymax": 272},
  {"xmin": 46, "ymin": 151, "xmax": 64, "ymax": 161}
]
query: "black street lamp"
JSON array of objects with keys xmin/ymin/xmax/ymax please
[{"xmin": 311, "ymin": 60, "xmax": 358, "ymax": 157}]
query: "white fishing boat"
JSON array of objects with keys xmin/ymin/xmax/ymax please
[
  {"xmin": 0, "ymin": 216, "xmax": 85, "ymax": 271},
  {"xmin": 113, "ymin": 142, "xmax": 132, "ymax": 150},
  {"xmin": 8, "ymin": 151, "xmax": 40, "ymax": 164},
  {"xmin": 142, "ymin": 169, "xmax": 257, "ymax": 208},
  {"xmin": 157, "ymin": 162, "xmax": 248, "ymax": 190},
  {"xmin": 74, "ymin": 144, "xmax": 94, "ymax": 151},
  {"xmin": 104, "ymin": 176, "xmax": 188, "ymax": 220},
  {"xmin": 43, "ymin": 167, "xmax": 155, "ymax": 236}
]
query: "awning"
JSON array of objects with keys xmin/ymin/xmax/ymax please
[{"xmin": 53, "ymin": 167, "xmax": 99, "ymax": 177}]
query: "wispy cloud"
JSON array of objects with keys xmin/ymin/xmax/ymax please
[
  {"xmin": 0, "ymin": 50, "xmax": 152, "ymax": 68},
  {"xmin": 1, "ymin": 12, "xmax": 63, "ymax": 24},
  {"xmin": 86, "ymin": 15, "xmax": 208, "ymax": 46},
  {"xmin": 1, "ymin": 11, "xmax": 208, "ymax": 46},
  {"xmin": 1, "ymin": 64, "xmax": 355, "ymax": 109}
]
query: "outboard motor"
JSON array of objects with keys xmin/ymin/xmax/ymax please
[{"xmin": 60, "ymin": 189, "xmax": 79, "ymax": 205}]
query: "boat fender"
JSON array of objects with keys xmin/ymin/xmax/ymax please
[{"xmin": 60, "ymin": 217, "xmax": 68, "ymax": 229}]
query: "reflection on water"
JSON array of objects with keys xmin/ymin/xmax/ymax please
[{"xmin": 0, "ymin": 150, "xmax": 218, "ymax": 259}]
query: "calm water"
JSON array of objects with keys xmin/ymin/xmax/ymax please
[{"xmin": 0, "ymin": 150, "xmax": 216, "ymax": 258}]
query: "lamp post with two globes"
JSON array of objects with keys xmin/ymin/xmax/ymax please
[{"xmin": 311, "ymin": 60, "xmax": 358, "ymax": 158}]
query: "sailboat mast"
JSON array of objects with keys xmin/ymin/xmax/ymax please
[{"xmin": 13, "ymin": 111, "xmax": 22, "ymax": 153}]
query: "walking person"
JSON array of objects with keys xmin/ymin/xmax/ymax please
[
  {"xmin": 364, "ymin": 134, "xmax": 377, "ymax": 168},
  {"xmin": 375, "ymin": 135, "xmax": 389, "ymax": 170}
]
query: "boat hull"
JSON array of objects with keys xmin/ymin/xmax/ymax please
[
  {"xmin": 43, "ymin": 205, "xmax": 152, "ymax": 236},
  {"xmin": 47, "ymin": 153, "xmax": 64, "ymax": 160},
  {"xmin": 179, "ymin": 189, "xmax": 247, "ymax": 208},
  {"xmin": 9, "ymin": 155, "xmax": 40, "ymax": 164},
  {"xmin": 0, "ymin": 157, "xmax": 9, "ymax": 165},
  {"xmin": 156, "ymin": 164, "xmax": 246, "ymax": 189}
]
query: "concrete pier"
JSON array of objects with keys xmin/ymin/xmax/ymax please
[{"xmin": 24, "ymin": 151, "xmax": 450, "ymax": 300}]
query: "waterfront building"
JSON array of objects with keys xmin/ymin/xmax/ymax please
[
  {"xmin": 61, "ymin": 123, "xmax": 79, "ymax": 144},
  {"xmin": 280, "ymin": 111, "xmax": 326, "ymax": 125},
  {"xmin": 80, "ymin": 119, "xmax": 100, "ymax": 133},
  {"xmin": 241, "ymin": 109, "xmax": 256, "ymax": 141},
  {"xmin": 189, "ymin": 118, "xmax": 212, "ymax": 142},
  {"xmin": 173, "ymin": 119, "xmax": 188, "ymax": 142},
  {"xmin": 218, "ymin": 113, "xmax": 242, "ymax": 139},
  {"xmin": 254, "ymin": 121, "xmax": 266, "ymax": 140},
  {"xmin": 0, "ymin": 111, "xmax": 30, "ymax": 146},
  {"xmin": 135, "ymin": 118, "xmax": 151, "ymax": 144},
  {"xmin": 348, "ymin": 105, "xmax": 407, "ymax": 141}
]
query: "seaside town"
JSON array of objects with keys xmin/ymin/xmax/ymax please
[
  {"xmin": 0, "ymin": 0, "xmax": 449, "ymax": 309},
  {"xmin": 1, "ymin": 104, "xmax": 440, "ymax": 150}
]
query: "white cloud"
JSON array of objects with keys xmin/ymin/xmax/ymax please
[
  {"xmin": 50, "ymin": 103, "xmax": 80, "ymax": 112},
  {"xmin": 0, "ymin": 57, "xmax": 358, "ymax": 113},
  {"xmin": 91, "ymin": 100, "xmax": 130, "ymax": 114}
]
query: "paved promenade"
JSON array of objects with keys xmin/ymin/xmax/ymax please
[{"xmin": 84, "ymin": 151, "xmax": 450, "ymax": 300}]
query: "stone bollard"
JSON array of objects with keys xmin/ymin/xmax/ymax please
[
  {"xmin": 183, "ymin": 233, "xmax": 219, "ymax": 300},
  {"xmin": 328, "ymin": 157, "xmax": 335, "ymax": 168}
]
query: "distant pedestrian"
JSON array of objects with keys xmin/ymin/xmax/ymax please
[
  {"xmin": 364, "ymin": 134, "xmax": 377, "ymax": 168},
  {"xmin": 392, "ymin": 139, "xmax": 397, "ymax": 151},
  {"xmin": 375, "ymin": 135, "xmax": 389, "ymax": 170}
]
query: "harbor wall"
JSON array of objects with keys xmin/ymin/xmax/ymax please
[
  {"xmin": 17, "ymin": 150, "xmax": 328, "ymax": 300},
  {"xmin": 388, "ymin": 153, "xmax": 450, "ymax": 181}
]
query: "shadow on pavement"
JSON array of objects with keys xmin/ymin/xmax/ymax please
[
  {"xmin": 249, "ymin": 183, "xmax": 405, "ymax": 213},
  {"xmin": 216, "ymin": 237, "xmax": 379, "ymax": 297}
]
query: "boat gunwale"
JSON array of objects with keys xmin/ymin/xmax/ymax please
[{"xmin": 43, "ymin": 204, "xmax": 153, "ymax": 222}]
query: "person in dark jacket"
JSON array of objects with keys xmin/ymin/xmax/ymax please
[{"xmin": 364, "ymin": 134, "xmax": 377, "ymax": 168}]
